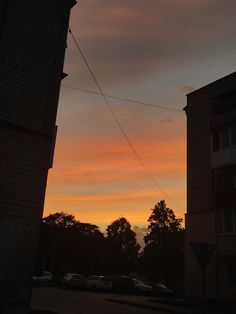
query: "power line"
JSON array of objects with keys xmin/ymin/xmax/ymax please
[
  {"xmin": 67, "ymin": 30, "xmax": 223, "ymax": 80},
  {"xmin": 68, "ymin": 27, "xmax": 182, "ymax": 209},
  {"xmin": 62, "ymin": 84, "xmax": 183, "ymax": 113}
]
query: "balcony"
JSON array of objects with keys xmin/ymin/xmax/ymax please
[
  {"xmin": 211, "ymin": 111, "xmax": 236, "ymax": 131},
  {"xmin": 211, "ymin": 123, "xmax": 236, "ymax": 168}
]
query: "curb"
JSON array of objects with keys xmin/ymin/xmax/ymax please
[
  {"xmin": 106, "ymin": 298, "xmax": 193, "ymax": 314},
  {"xmin": 30, "ymin": 312, "xmax": 57, "ymax": 314}
]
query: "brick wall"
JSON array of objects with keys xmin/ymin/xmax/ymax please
[{"xmin": 0, "ymin": 0, "xmax": 76, "ymax": 312}]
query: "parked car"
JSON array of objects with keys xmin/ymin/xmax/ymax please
[
  {"xmin": 33, "ymin": 271, "xmax": 53, "ymax": 286},
  {"xmin": 150, "ymin": 282, "xmax": 174, "ymax": 298},
  {"xmin": 111, "ymin": 276, "xmax": 135, "ymax": 294},
  {"xmin": 133, "ymin": 279, "xmax": 152, "ymax": 294},
  {"xmin": 167, "ymin": 280, "xmax": 184, "ymax": 297},
  {"xmin": 60, "ymin": 273, "xmax": 86, "ymax": 289},
  {"xmin": 86, "ymin": 275, "xmax": 113, "ymax": 291}
]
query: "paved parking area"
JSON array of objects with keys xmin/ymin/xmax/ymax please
[{"xmin": 31, "ymin": 287, "xmax": 168, "ymax": 314}]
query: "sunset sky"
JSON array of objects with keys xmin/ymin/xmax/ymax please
[{"xmin": 44, "ymin": 0, "xmax": 236, "ymax": 230}]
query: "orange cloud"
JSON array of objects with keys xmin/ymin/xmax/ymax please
[
  {"xmin": 51, "ymin": 0, "xmax": 236, "ymax": 229},
  {"xmin": 182, "ymin": 85, "xmax": 196, "ymax": 94},
  {"xmin": 45, "ymin": 127, "xmax": 186, "ymax": 228},
  {"xmin": 46, "ymin": 187, "xmax": 185, "ymax": 203},
  {"xmin": 45, "ymin": 187, "xmax": 185, "ymax": 227},
  {"xmin": 49, "ymin": 134, "xmax": 185, "ymax": 186}
]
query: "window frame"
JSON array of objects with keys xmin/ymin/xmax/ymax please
[
  {"xmin": 231, "ymin": 126, "xmax": 236, "ymax": 146},
  {"xmin": 214, "ymin": 208, "xmax": 236, "ymax": 235}
]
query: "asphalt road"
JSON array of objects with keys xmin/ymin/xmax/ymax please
[{"xmin": 31, "ymin": 287, "xmax": 168, "ymax": 314}]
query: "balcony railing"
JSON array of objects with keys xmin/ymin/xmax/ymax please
[{"xmin": 211, "ymin": 111, "xmax": 236, "ymax": 131}]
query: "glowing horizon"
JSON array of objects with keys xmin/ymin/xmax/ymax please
[{"xmin": 44, "ymin": 0, "xmax": 236, "ymax": 229}]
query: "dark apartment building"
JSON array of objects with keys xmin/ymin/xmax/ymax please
[
  {"xmin": 185, "ymin": 72, "xmax": 236, "ymax": 301},
  {"xmin": 0, "ymin": 0, "xmax": 75, "ymax": 312}
]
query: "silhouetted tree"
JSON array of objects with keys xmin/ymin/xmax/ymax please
[
  {"xmin": 144, "ymin": 200, "xmax": 183, "ymax": 246},
  {"xmin": 140, "ymin": 200, "xmax": 184, "ymax": 283},
  {"xmin": 42, "ymin": 211, "xmax": 78, "ymax": 228},
  {"xmin": 37, "ymin": 212, "xmax": 104, "ymax": 276},
  {"xmin": 105, "ymin": 217, "xmax": 140, "ymax": 274},
  {"xmin": 76, "ymin": 222, "xmax": 103, "ymax": 239}
]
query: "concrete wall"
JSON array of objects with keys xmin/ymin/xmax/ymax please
[
  {"xmin": 0, "ymin": 0, "xmax": 75, "ymax": 312},
  {"xmin": 185, "ymin": 73, "xmax": 236, "ymax": 301},
  {"xmin": 185, "ymin": 212, "xmax": 217, "ymax": 299},
  {"xmin": 185, "ymin": 211, "xmax": 236, "ymax": 300}
]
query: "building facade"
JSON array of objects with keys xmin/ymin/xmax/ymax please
[
  {"xmin": 185, "ymin": 72, "xmax": 236, "ymax": 301},
  {"xmin": 0, "ymin": 0, "xmax": 76, "ymax": 312}
]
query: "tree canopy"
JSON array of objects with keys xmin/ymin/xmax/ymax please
[
  {"xmin": 106, "ymin": 217, "xmax": 140, "ymax": 251},
  {"xmin": 144, "ymin": 200, "xmax": 183, "ymax": 245},
  {"xmin": 42, "ymin": 212, "xmax": 77, "ymax": 228},
  {"xmin": 37, "ymin": 207, "xmax": 184, "ymax": 283},
  {"xmin": 140, "ymin": 200, "xmax": 184, "ymax": 282},
  {"xmin": 42, "ymin": 212, "xmax": 103, "ymax": 238},
  {"xmin": 38, "ymin": 212, "xmax": 104, "ymax": 275},
  {"xmin": 106, "ymin": 217, "xmax": 140, "ymax": 274}
]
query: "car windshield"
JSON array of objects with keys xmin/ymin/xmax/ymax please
[
  {"xmin": 73, "ymin": 275, "xmax": 83, "ymax": 280},
  {"xmin": 134, "ymin": 279, "xmax": 144, "ymax": 285},
  {"xmin": 88, "ymin": 276, "xmax": 103, "ymax": 280},
  {"xmin": 156, "ymin": 283, "xmax": 167, "ymax": 289}
]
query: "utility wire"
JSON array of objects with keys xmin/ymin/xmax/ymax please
[
  {"xmin": 68, "ymin": 27, "xmax": 182, "ymax": 209},
  {"xmin": 62, "ymin": 84, "xmax": 183, "ymax": 113}
]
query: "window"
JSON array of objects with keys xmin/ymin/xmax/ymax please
[
  {"xmin": 233, "ymin": 175, "xmax": 236, "ymax": 189},
  {"xmin": 229, "ymin": 262, "xmax": 236, "ymax": 286},
  {"xmin": 214, "ymin": 175, "xmax": 225, "ymax": 191},
  {"xmin": 234, "ymin": 209, "xmax": 236, "ymax": 233},
  {"xmin": 214, "ymin": 209, "xmax": 236, "ymax": 234},
  {"xmin": 224, "ymin": 210, "xmax": 233, "ymax": 233},
  {"xmin": 231, "ymin": 126, "xmax": 236, "ymax": 145},
  {"xmin": 214, "ymin": 209, "xmax": 223, "ymax": 233},
  {"xmin": 211, "ymin": 101, "xmax": 228, "ymax": 117},
  {"xmin": 212, "ymin": 132, "xmax": 220, "ymax": 151},
  {"xmin": 229, "ymin": 174, "xmax": 236, "ymax": 190},
  {"xmin": 221, "ymin": 129, "xmax": 229, "ymax": 149},
  {"xmin": 212, "ymin": 128, "xmax": 234, "ymax": 151}
]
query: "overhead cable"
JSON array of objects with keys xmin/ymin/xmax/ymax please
[
  {"xmin": 62, "ymin": 84, "xmax": 183, "ymax": 113},
  {"xmin": 68, "ymin": 27, "xmax": 182, "ymax": 209}
]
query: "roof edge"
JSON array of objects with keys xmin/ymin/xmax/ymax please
[{"xmin": 186, "ymin": 71, "xmax": 236, "ymax": 97}]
